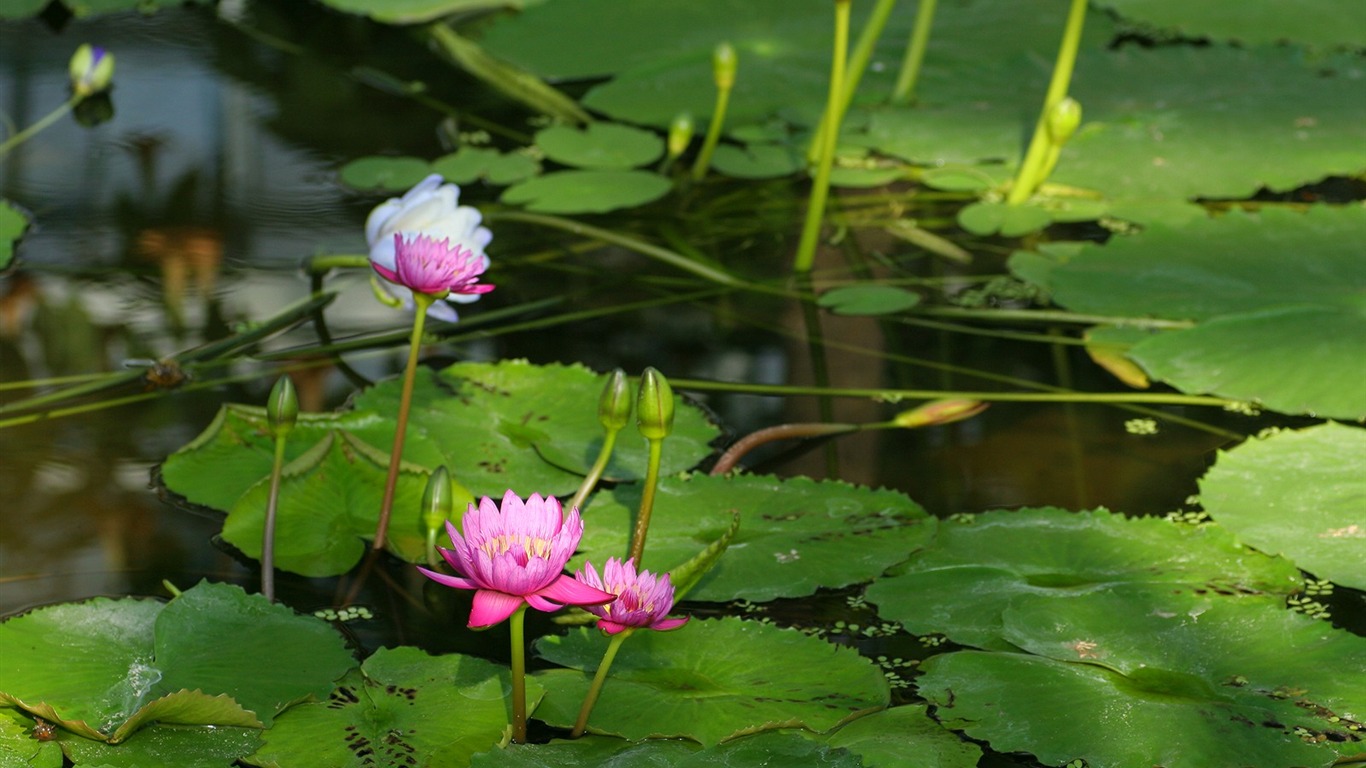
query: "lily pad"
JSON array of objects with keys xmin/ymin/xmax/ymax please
[
  {"xmin": 0, "ymin": 708, "xmax": 62, "ymax": 768},
  {"xmin": 709, "ymin": 142, "xmax": 804, "ymax": 179},
  {"xmin": 864, "ymin": 508, "xmax": 1303, "ymax": 650},
  {"xmin": 533, "ymin": 618, "xmax": 888, "ymax": 745},
  {"xmin": 0, "ymin": 199, "xmax": 29, "ymax": 272},
  {"xmin": 817, "ymin": 285, "xmax": 921, "ymax": 316},
  {"xmin": 338, "ymin": 155, "xmax": 434, "ymax": 192},
  {"xmin": 472, "ymin": 731, "xmax": 859, "ymax": 767},
  {"xmin": 501, "ymin": 169, "xmax": 672, "ymax": 213},
  {"xmin": 431, "ymin": 147, "xmax": 541, "ymax": 185},
  {"xmin": 1096, "ymin": 0, "xmax": 1366, "ymax": 50},
  {"xmin": 573, "ymin": 473, "xmax": 933, "ymax": 602},
  {"xmin": 312, "ymin": 0, "xmax": 504, "ymax": 24},
  {"xmin": 919, "ymin": 649, "xmax": 1348, "ymax": 768},
  {"xmin": 817, "ymin": 705, "xmax": 983, "ymax": 768},
  {"xmin": 0, "ymin": 582, "xmax": 353, "ymax": 743},
  {"xmin": 61, "ymin": 724, "xmax": 262, "ymax": 768},
  {"xmin": 535, "ymin": 123, "xmax": 663, "ymax": 170},
  {"xmin": 956, "ymin": 201, "xmax": 1053, "ymax": 237},
  {"xmin": 250, "ymin": 646, "xmax": 540, "ymax": 768},
  {"xmin": 1199, "ymin": 422, "xmax": 1366, "ymax": 590}
]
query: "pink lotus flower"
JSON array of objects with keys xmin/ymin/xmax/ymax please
[
  {"xmin": 366, "ymin": 174, "xmax": 493, "ymax": 322},
  {"xmin": 373, "ymin": 233, "xmax": 494, "ymax": 299},
  {"xmin": 575, "ymin": 558, "xmax": 690, "ymax": 635},
  {"xmin": 417, "ymin": 491, "xmax": 614, "ymax": 629}
]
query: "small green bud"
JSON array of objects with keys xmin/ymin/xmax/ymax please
[
  {"xmin": 598, "ymin": 368, "xmax": 633, "ymax": 432},
  {"xmin": 636, "ymin": 367, "xmax": 676, "ymax": 441},
  {"xmin": 712, "ymin": 42, "xmax": 737, "ymax": 91},
  {"xmin": 267, "ymin": 375, "xmax": 298, "ymax": 437},
  {"xmin": 69, "ymin": 44, "xmax": 115, "ymax": 98},
  {"xmin": 1046, "ymin": 97, "xmax": 1082, "ymax": 145},
  {"xmin": 892, "ymin": 399, "xmax": 987, "ymax": 429},
  {"xmin": 667, "ymin": 113, "xmax": 695, "ymax": 159},
  {"xmin": 421, "ymin": 466, "xmax": 454, "ymax": 535}
]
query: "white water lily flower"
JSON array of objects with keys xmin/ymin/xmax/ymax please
[{"xmin": 365, "ymin": 174, "xmax": 492, "ymax": 322}]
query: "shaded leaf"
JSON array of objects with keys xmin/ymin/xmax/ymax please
[
  {"xmin": 817, "ymin": 285, "xmax": 921, "ymax": 316},
  {"xmin": 535, "ymin": 123, "xmax": 663, "ymax": 170},
  {"xmin": 501, "ymin": 169, "xmax": 672, "ymax": 213}
]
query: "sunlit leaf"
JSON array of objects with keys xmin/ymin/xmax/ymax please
[
  {"xmin": 0, "ymin": 708, "xmax": 62, "ymax": 767},
  {"xmin": 62, "ymin": 723, "xmax": 262, "ymax": 768},
  {"xmin": 1200, "ymin": 422, "xmax": 1366, "ymax": 590},
  {"xmin": 534, "ymin": 618, "xmax": 888, "ymax": 745},
  {"xmin": 535, "ymin": 123, "xmax": 663, "ymax": 170},
  {"xmin": 501, "ymin": 169, "xmax": 672, "ymax": 213},
  {"xmin": 338, "ymin": 156, "xmax": 433, "ymax": 191},
  {"xmin": 431, "ymin": 147, "xmax": 540, "ymax": 185},
  {"xmin": 250, "ymin": 647, "xmax": 539, "ymax": 768},
  {"xmin": 574, "ymin": 473, "xmax": 933, "ymax": 602},
  {"xmin": 1096, "ymin": 0, "xmax": 1366, "ymax": 50}
]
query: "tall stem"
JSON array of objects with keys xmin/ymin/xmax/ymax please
[
  {"xmin": 891, "ymin": 0, "xmax": 938, "ymax": 104},
  {"xmin": 509, "ymin": 605, "xmax": 530, "ymax": 743},
  {"xmin": 793, "ymin": 0, "xmax": 851, "ymax": 274},
  {"xmin": 374, "ymin": 294, "xmax": 434, "ymax": 550},
  {"xmin": 568, "ymin": 428, "xmax": 620, "ymax": 516},
  {"xmin": 808, "ymin": 0, "xmax": 898, "ymax": 163},
  {"xmin": 261, "ymin": 432, "xmax": 288, "ymax": 601},
  {"xmin": 627, "ymin": 437, "xmax": 664, "ymax": 564},
  {"xmin": 1006, "ymin": 0, "xmax": 1088, "ymax": 204},
  {"xmin": 0, "ymin": 98, "xmax": 76, "ymax": 157},
  {"xmin": 570, "ymin": 630, "xmax": 631, "ymax": 738}
]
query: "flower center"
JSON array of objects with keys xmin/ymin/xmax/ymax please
[{"xmin": 482, "ymin": 533, "xmax": 553, "ymax": 562}]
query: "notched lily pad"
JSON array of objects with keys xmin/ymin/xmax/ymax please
[
  {"xmin": 501, "ymin": 169, "xmax": 672, "ymax": 213},
  {"xmin": 431, "ymin": 146, "xmax": 541, "ymax": 185},
  {"xmin": 338, "ymin": 155, "xmax": 434, "ymax": 191},
  {"xmin": 818, "ymin": 284, "xmax": 921, "ymax": 316},
  {"xmin": 535, "ymin": 123, "xmax": 664, "ymax": 169}
]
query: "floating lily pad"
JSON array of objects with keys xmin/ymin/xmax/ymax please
[
  {"xmin": 61, "ymin": 723, "xmax": 262, "ymax": 768},
  {"xmin": 535, "ymin": 123, "xmax": 663, "ymax": 170},
  {"xmin": 957, "ymin": 201, "xmax": 1053, "ymax": 237},
  {"xmin": 1041, "ymin": 206, "xmax": 1366, "ymax": 419},
  {"xmin": 919, "ymin": 649, "xmax": 1348, "ymax": 768},
  {"xmin": 709, "ymin": 142, "xmax": 805, "ymax": 179},
  {"xmin": 865, "ymin": 508, "xmax": 1303, "ymax": 650},
  {"xmin": 0, "ymin": 199, "xmax": 29, "ymax": 272},
  {"xmin": 338, "ymin": 155, "xmax": 433, "ymax": 192},
  {"xmin": 501, "ymin": 169, "xmax": 672, "ymax": 213},
  {"xmin": 0, "ymin": 582, "xmax": 353, "ymax": 743},
  {"xmin": 817, "ymin": 285, "xmax": 922, "ymax": 316},
  {"xmin": 431, "ymin": 147, "xmax": 541, "ymax": 185},
  {"xmin": 0, "ymin": 708, "xmax": 62, "ymax": 767},
  {"xmin": 473, "ymin": 731, "xmax": 859, "ymax": 767},
  {"xmin": 533, "ymin": 618, "xmax": 888, "ymax": 745},
  {"xmin": 251, "ymin": 646, "xmax": 540, "ymax": 768},
  {"xmin": 816, "ymin": 705, "xmax": 983, "ymax": 768},
  {"xmin": 574, "ymin": 473, "xmax": 932, "ymax": 602},
  {"xmin": 311, "ymin": 0, "xmax": 498, "ymax": 24},
  {"xmin": 1096, "ymin": 0, "xmax": 1366, "ymax": 50},
  {"xmin": 1200, "ymin": 422, "xmax": 1366, "ymax": 590}
]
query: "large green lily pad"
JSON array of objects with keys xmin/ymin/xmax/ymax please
[
  {"xmin": 1096, "ymin": 0, "xmax": 1366, "ymax": 49},
  {"xmin": 1200, "ymin": 422, "xmax": 1366, "ymax": 590},
  {"xmin": 1035, "ymin": 205, "xmax": 1366, "ymax": 419},
  {"xmin": 574, "ymin": 472, "xmax": 933, "ymax": 602},
  {"xmin": 816, "ymin": 705, "xmax": 983, "ymax": 768},
  {"xmin": 60, "ymin": 724, "xmax": 262, "ymax": 768},
  {"xmin": 500, "ymin": 170, "xmax": 672, "ymax": 213},
  {"xmin": 249, "ymin": 646, "xmax": 541, "ymax": 768},
  {"xmin": 0, "ymin": 708, "xmax": 62, "ymax": 768},
  {"xmin": 864, "ymin": 508, "xmax": 1303, "ymax": 650},
  {"xmin": 534, "ymin": 123, "xmax": 663, "ymax": 170},
  {"xmin": 471, "ymin": 731, "xmax": 860, "ymax": 767},
  {"xmin": 0, "ymin": 582, "xmax": 353, "ymax": 743},
  {"xmin": 533, "ymin": 618, "xmax": 888, "ymax": 745}
]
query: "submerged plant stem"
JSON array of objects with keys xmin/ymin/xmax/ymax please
[
  {"xmin": 1007, "ymin": 0, "xmax": 1088, "ymax": 204},
  {"xmin": 261, "ymin": 432, "xmax": 288, "ymax": 601},
  {"xmin": 570, "ymin": 630, "xmax": 631, "ymax": 738},
  {"xmin": 711, "ymin": 422, "xmax": 859, "ymax": 475},
  {"xmin": 509, "ymin": 605, "xmax": 530, "ymax": 743},
  {"xmin": 891, "ymin": 0, "xmax": 938, "ymax": 104},
  {"xmin": 374, "ymin": 294, "xmax": 434, "ymax": 551},
  {"xmin": 627, "ymin": 437, "xmax": 664, "ymax": 564},
  {"xmin": 794, "ymin": 0, "xmax": 852, "ymax": 274}
]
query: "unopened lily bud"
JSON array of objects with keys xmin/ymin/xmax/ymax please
[
  {"xmin": 267, "ymin": 375, "xmax": 298, "ymax": 437},
  {"xmin": 599, "ymin": 368, "xmax": 633, "ymax": 432},
  {"xmin": 1046, "ymin": 97, "xmax": 1082, "ymax": 145},
  {"xmin": 668, "ymin": 113, "xmax": 695, "ymax": 159},
  {"xmin": 636, "ymin": 367, "xmax": 676, "ymax": 441},
  {"xmin": 893, "ymin": 399, "xmax": 988, "ymax": 429},
  {"xmin": 421, "ymin": 466, "xmax": 454, "ymax": 534},
  {"xmin": 712, "ymin": 42, "xmax": 737, "ymax": 91},
  {"xmin": 69, "ymin": 44, "xmax": 114, "ymax": 98}
]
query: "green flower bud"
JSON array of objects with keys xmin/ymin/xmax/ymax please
[
  {"xmin": 668, "ymin": 113, "xmax": 695, "ymax": 159},
  {"xmin": 712, "ymin": 42, "xmax": 737, "ymax": 91},
  {"xmin": 1046, "ymin": 97, "xmax": 1082, "ymax": 145},
  {"xmin": 892, "ymin": 399, "xmax": 987, "ymax": 429},
  {"xmin": 267, "ymin": 375, "xmax": 298, "ymax": 437},
  {"xmin": 69, "ymin": 44, "xmax": 115, "ymax": 98},
  {"xmin": 421, "ymin": 466, "xmax": 454, "ymax": 535},
  {"xmin": 636, "ymin": 367, "xmax": 676, "ymax": 441},
  {"xmin": 598, "ymin": 368, "xmax": 633, "ymax": 432}
]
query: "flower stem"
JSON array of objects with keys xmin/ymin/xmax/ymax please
[
  {"xmin": 0, "ymin": 98, "xmax": 77, "ymax": 158},
  {"xmin": 891, "ymin": 0, "xmax": 938, "ymax": 104},
  {"xmin": 627, "ymin": 437, "xmax": 664, "ymax": 564},
  {"xmin": 570, "ymin": 630, "xmax": 632, "ymax": 738},
  {"xmin": 1006, "ymin": 0, "xmax": 1088, "ymax": 205},
  {"xmin": 568, "ymin": 427, "xmax": 620, "ymax": 516},
  {"xmin": 261, "ymin": 431, "xmax": 288, "ymax": 601},
  {"xmin": 374, "ymin": 293, "xmax": 434, "ymax": 550},
  {"xmin": 808, "ymin": 0, "xmax": 897, "ymax": 162},
  {"xmin": 509, "ymin": 604, "xmax": 530, "ymax": 744},
  {"xmin": 793, "ymin": 0, "xmax": 852, "ymax": 274}
]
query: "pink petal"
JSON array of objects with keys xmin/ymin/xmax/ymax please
[
  {"xmin": 537, "ymin": 574, "xmax": 615, "ymax": 607},
  {"xmin": 650, "ymin": 616, "xmax": 690, "ymax": 632},
  {"xmin": 371, "ymin": 262, "xmax": 399, "ymax": 283},
  {"xmin": 468, "ymin": 590, "xmax": 525, "ymax": 629},
  {"xmin": 416, "ymin": 566, "xmax": 478, "ymax": 591},
  {"xmin": 524, "ymin": 593, "xmax": 562, "ymax": 613},
  {"xmin": 597, "ymin": 619, "xmax": 631, "ymax": 635}
]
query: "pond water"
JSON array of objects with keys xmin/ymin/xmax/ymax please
[{"xmin": 1, "ymin": 3, "xmax": 1360, "ymax": 766}]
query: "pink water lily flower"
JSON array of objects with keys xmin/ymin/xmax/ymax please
[
  {"xmin": 417, "ymin": 491, "xmax": 615, "ymax": 629},
  {"xmin": 366, "ymin": 174, "xmax": 493, "ymax": 322},
  {"xmin": 575, "ymin": 558, "xmax": 690, "ymax": 635},
  {"xmin": 373, "ymin": 233, "xmax": 493, "ymax": 299}
]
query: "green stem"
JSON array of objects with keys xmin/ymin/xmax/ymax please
[
  {"xmin": 668, "ymin": 377, "xmax": 1236, "ymax": 407},
  {"xmin": 374, "ymin": 294, "xmax": 434, "ymax": 550},
  {"xmin": 0, "ymin": 98, "xmax": 77, "ymax": 157},
  {"xmin": 570, "ymin": 630, "xmax": 632, "ymax": 738},
  {"xmin": 916, "ymin": 306, "xmax": 1194, "ymax": 329},
  {"xmin": 261, "ymin": 432, "xmax": 288, "ymax": 601},
  {"xmin": 509, "ymin": 604, "xmax": 530, "ymax": 743},
  {"xmin": 809, "ymin": 0, "xmax": 897, "ymax": 162},
  {"xmin": 691, "ymin": 82, "xmax": 732, "ymax": 182},
  {"xmin": 793, "ymin": 0, "xmax": 852, "ymax": 274},
  {"xmin": 305, "ymin": 253, "xmax": 371, "ymax": 274},
  {"xmin": 568, "ymin": 427, "xmax": 620, "ymax": 516},
  {"xmin": 891, "ymin": 0, "xmax": 938, "ymax": 103},
  {"xmin": 424, "ymin": 527, "xmax": 441, "ymax": 569},
  {"xmin": 627, "ymin": 437, "xmax": 664, "ymax": 564},
  {"xmin": 1006, "ymin": 0, "xmax": 1088, "ymax": 205}
]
